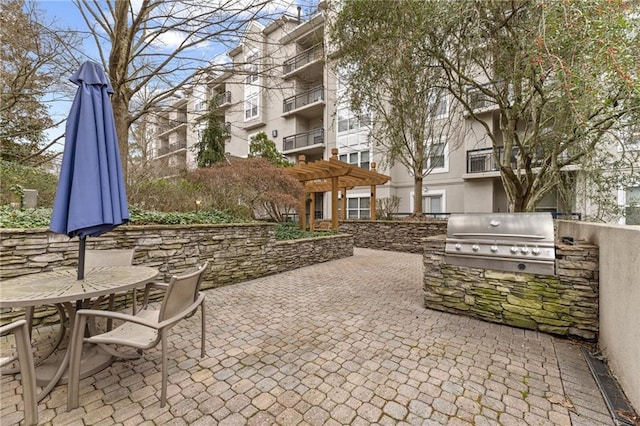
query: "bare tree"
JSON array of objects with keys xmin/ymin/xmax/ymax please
[
  {"xmin": 0, "ymin": 0, "xmax": 79, "ymax": 165},
  {"xmin": 73, "ymin": 0, "xmax": 291, "ymax": 180},
  {"xmin": 328, "ymin": 0, "xmax": 463, "ymax": 216}
]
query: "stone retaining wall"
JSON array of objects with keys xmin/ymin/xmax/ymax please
[
  {"xmin": 0, "ymin": 225, "xmax": 353, "ymax": 323},
  {"xmin": 339, "ymin": 220, "xmax": 447, "ymax": 253},
  {"xmin": 423, "ymin": 235, "xmax": 599, "ymax": 340}
]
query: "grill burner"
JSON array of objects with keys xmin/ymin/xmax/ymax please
[{"xmin": 445, "ymin": 213, "xmax": 556, "ymax": 275}]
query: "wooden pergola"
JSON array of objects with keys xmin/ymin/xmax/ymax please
[{"xmin": 285, "ymin": 148, "xmax": 391, "ymax": 231}]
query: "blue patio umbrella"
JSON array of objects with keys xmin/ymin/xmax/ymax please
[{"xmin": 50, "ymin": 61, "xmax": 129, "ymax": 279}]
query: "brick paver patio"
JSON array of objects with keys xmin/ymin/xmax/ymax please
[{"xmin": 1, "ymin": 248, "xmax": 612, "ymax": 425}]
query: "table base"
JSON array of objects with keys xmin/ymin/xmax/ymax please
[{"xmin": 35, "ymin": 344, "xmax": 112, "ymax": 387}]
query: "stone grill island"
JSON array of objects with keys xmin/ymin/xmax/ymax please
[{"xmin": 423, "ymin": 235, "xmax": 599, "ymax": 340}]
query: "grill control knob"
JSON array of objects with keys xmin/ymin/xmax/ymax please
[
  {"xmin": 455, "ymin": 243, "xmax": 462, "ymax": 251},
  {"xmin": 521, "ymin": 246, "xmax": 530, "ymax": 254},
  {"xmin": 490, "ymin": 245, "xmax": 499, "ymax": 253},
  {"xmin": 472, "ymin": 244, "xmax": 480, "ymax": 252},
  {"xmin": 510, "ymin": 246, "xmax": 518, "ymax": 254},
  {"xmin": 532, "ymin": 246, "xmax": 540, "ymax": 255}
]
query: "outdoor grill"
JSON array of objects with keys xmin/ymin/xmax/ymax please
[{"xmin": 444, "ymin": 212, "xmax": 556, "ymax": 275}]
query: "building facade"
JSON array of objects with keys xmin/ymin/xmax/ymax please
[{"xmin": 150, "ymin": 5, "xmax": 639, "ymax": 225}]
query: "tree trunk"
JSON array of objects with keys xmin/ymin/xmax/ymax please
[
  {"xmin": 112, "ymin": 94, "xmax": 130, "ymax": 183},
  {"xmin": 412, "ymin": 175, "xmax": 423, "ymax": 216},
  {"xmin": 109, "ymin": 0, "xmax": 131, "ymax": 182}
]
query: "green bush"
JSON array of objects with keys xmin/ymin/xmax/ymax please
[
  {"xmin": 0, "ymin": 206, "xmax": 53, "ymax": 228},
  {"xmin": 0, "ymin": 161, "xmax": 58, "ymax": 207},
  {"xmin": 274, "ymin": 222, "xmax": 336, "ymax": 240},
  {"xmin": 128, "ymin": 206, "xmax": 243, "ymax": 225},
  {"xmin": 0, "ymin": 206, "xmax": 247, "ymax": 229},
  {"xmin": 0, "ymin": 207, "xmax": 332, "ymax": 242}
]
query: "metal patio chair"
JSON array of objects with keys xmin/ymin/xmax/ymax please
[
  {"xmin": 67, "ymin": 262, "xmax": 208, "ymax": 409},
  {"xmin": 0, "ymin": 320, "xmax": 38, "ymax": 426},
  {"xmin": 85, "ymin": 249, "xmax": 137, "ymax": 318}
]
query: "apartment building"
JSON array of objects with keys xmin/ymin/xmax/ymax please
[{"xmin": 151, "ymin": 5, "xmax": 639, "ymax": 224}]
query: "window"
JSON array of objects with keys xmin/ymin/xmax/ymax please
[
  {"xmin": 244, "ymin": 95, "xmax": 258, "ymax": 119},
  {"xmin": 337, "ymin": 107, "xmax": 370, "ymax": 133},
  {"xmin": 422, "ymin": 195, "xmax": 442, "ymax": 213},
  {"xmin": 347, "ymin": 197, "xmax": 370, "ymax": 219},
  {"xmin": 339, "ymin": 150, "xmax": 370, "ymax": 170},
  {"xmin": 427, "ymin": 89, "xmax": 448, "ymax": 119},
  {"xmin": 244, "ymin": 50, "xmax": 260, "ymax": 121},
  {"xmin": 624, "ymin": 186, "xmax": 640, "ymax": 225},
  {"xmin": 424, "ymin": 139, "xmax": 448, "ymax": 172},
  {"xmin": 421, "ymin": 190, "xmax": 446, "ymax": 214}
]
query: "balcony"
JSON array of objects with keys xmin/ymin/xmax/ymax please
[
  {"xmin": 157, "ymin": 119, "xmax": 187, "ymax": 136},
  {"xmin": 467, "ymin": 146, "xmax": 528, "ymax": 174},
  {"xmin": 283, "ymin": 44, "xmax": 324, "ymax": 79},
  {"xmin": 466, "ymin": 147, "xmax": 499, "ymax": 173},
  {"xmin": 156, "ymin": 141, "xmax": 187, "ymax": 158},
  {"xmin": 282, "ymin": 128, "xmax": 324, "ymax": 154},
  {"xmin": 466, "ymin": 146, "xmax": 524, "ymax": 174},
  {"xmin": 282, "ymin": 86, "xmax": 324, "ymax": 118},
  {"xmin": 464, "ymin": 84, "xmax": 501, "ymax": 117},
  {"xmin": 215, "ymin": 91, "xmax": 231, "ymax": 108},
  {"xmin": 466, "ymin": 144, "xmax": 581, "ymax": 175}
]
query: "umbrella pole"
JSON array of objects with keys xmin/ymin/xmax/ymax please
[{"xmin": 78, "ymin": 236, "xmax": 86, "ymax": 280}]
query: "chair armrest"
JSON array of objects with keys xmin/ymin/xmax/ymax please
[{"xmin": 76, "ymin": 309, "xmax": 160, "ymax": 330}]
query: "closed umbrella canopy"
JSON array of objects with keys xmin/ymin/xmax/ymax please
[{"xmin": 50, "ymin": 61, "xmax": 128, "ymax": 278}]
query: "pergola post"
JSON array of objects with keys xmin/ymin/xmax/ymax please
[
  {"xmin": 309, "ymin": 192, "xmax": 316, "ymax": 231},
  {"xmin": 299, "ymin": 191, "xmax": 307, "ymax": 231},
  {"xmin": 331, "ymin": 177, "xmax": 339, "ymax": 230},
  {"xmin": 370, "ymin": 185, "xmax": 376, "ymax": 220},
  {"xmin": 370, "ymin": 162, "xmax": 378, "ymax": 220},
  {"xmin": 298, "ymin": 155, "xmax": 307, "ymax": 230},
  {"xmin": 341, "ymin": 188, "xmax": 348, "ymax": 220}
]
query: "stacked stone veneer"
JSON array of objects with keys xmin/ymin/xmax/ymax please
[
  {"xmin": 0, "ymin": 224, "xmax": 353, "ymax": 323},
  {"xmin": 423, "ymin": 235, "xmax": 599, "ymax": 340},
  {"xmin": 339, "ymin": 219, "xmax": 447, "ymax": 253}
]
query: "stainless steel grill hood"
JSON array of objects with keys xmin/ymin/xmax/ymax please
[{"xmin": 444, "ymin": 213, "xmax": 556, "ymax": 275}]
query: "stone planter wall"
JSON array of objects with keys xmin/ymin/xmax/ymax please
[
  {"xmin": 423, "ymin": 235, "xmax": 599, "ymax": 340},
  {"xmin": 0, "ymin": 225, "xmax": 353, "ymax": 324},
  {"xmin": 339, "ymin": 219, "xmax": 447, "ymax": 253}
]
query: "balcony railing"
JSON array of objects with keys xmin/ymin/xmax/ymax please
[
  {"xmin": 467, "ymin": 144, "xmax": 581, "ymax": 173},
  {"xmin": 467, "ymin": 148, "xmax": 498, "ymax": 173},
  {"xmin": 215, "ymin": 91, "xmax": 231, "ymax": 108},
  {"xmin": 283, "ymin": 128, "xmax": 324, "ymax": 152},
  {"xmin": 467, "ymin": 146, "xmax": 553, "ymax": 173},
  {"xmin": 156, "ymin": 141, "xmax": 187, "ymax": 157},
  {"xmin": 157, "ymin": 118, "xmax": 187, "ymax": 135},
  {"xmin": 283, "ymin": 44, "xmax": 324, "ymax": 76},
  {"xmin": 283, "ymin": 86, "xmax": 324, "ymax": 113}
]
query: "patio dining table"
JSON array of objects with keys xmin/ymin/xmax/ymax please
[{"xmin": 0, "ymin": 265, "xmax": 158, "ymax": 401}]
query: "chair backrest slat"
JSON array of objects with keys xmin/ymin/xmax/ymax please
[
  {"xmin": 159, "ymin": 262, "xmax": 208, "ymax": 322},
  {"xmin": 85, "ymin": 249, "xmax": 135, "ymax": 267}
]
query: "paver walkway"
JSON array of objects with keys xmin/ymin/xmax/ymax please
[{"xmin": 1, "ymin": 248, "xmax": 613, "ymax": 425}]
